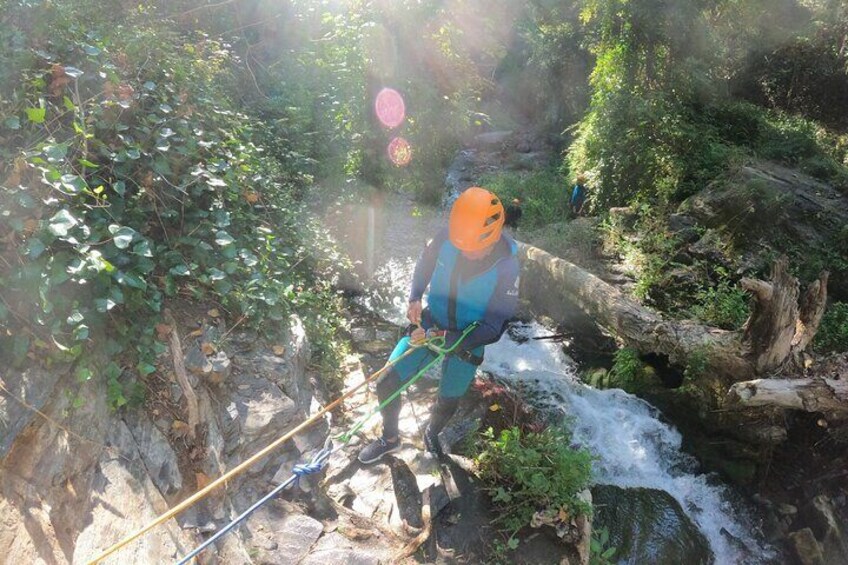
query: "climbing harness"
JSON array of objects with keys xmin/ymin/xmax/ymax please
[
  {"xmin": 85, "ymin": 323, "xmax": 477, "ymax": 565},
  {"xmin": 174, "ymin": 323, "xmax": 477, "ymax": 564}
]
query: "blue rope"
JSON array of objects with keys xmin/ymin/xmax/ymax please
[{"xmin": 175, "ymin": 444, "xmax": 333, "ymax": 564}]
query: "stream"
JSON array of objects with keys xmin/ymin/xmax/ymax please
[{"xmin": 347, "ymin": 150, "xmax": 774, "ymax": 564}]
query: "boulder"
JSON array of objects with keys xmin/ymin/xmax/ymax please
[
  {"xmin": 474, "ymin": 130, "xmax": 513, "ymax": 149},
  {"xmin": 591, "ymin": 485, "xmax": 713, "ymax": 565},
  {"xmin": 789, "ymin": 528, "xmax": 825, "ymax": 565},
  {"xmin": 800, "ymin": 495, "xmax": 848, "ymax": 565}
]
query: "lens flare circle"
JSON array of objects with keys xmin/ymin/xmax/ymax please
[
  {"xmin": 388, "ymin": 137, "xmax": 412, "ymax": 167},
  {"xmin": 375, "ymin": 87, "xmax": 406, "ymax": 129}
]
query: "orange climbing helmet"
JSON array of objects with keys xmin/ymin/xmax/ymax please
[{"xmin": 449, "ymin": 186, "xmax": 504, "ymax": 252}]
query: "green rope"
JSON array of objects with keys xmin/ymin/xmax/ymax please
[{"xmin": 336, "ymin": 322, "xmax": 479, "ymax": 443}]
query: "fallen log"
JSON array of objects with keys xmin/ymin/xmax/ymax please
[
  {"xmin": 518, "ymin": 243, "xmax": 838, "ymax": 411},
  {"xmin": 728, "ymin": 377, "xmax": 848, "ymax": 414},
  {"xmin": 519, "ymin": 243, "xmax": 752, "ymax": 377}
]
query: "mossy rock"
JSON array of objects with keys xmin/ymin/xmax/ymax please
[{"xmin": 592, "ymin": 485, "xmax": 713, "ymax": 565}]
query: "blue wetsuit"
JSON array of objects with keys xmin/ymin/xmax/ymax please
[
  {"xmin": 376, "ymin": 228, "xmax": 520, "ymax": 439},
  {"xmin": 571, "ymin": 183, "xmax": 586, "ymax": 214}
]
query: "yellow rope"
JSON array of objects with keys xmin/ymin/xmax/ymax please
[{"xmin": 84, "ymin": 345, "xmax": 418, "ymax": 564}]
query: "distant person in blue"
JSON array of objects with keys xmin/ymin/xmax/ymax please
[
  {"xmin": 570, "ymin": 173, "xmax": 588, "ymax": 217},
  {"xmin": 358, "ymin": 187, "xmax": 520, "ymax": 464}
]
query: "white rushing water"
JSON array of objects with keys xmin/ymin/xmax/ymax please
[
  {"xmin": 481, "ymin": 321, "xmax": 772, "ymax": 564},
  {"xmin": 357, "ymin": 194, "xmax": 771, "ymax": 564}
]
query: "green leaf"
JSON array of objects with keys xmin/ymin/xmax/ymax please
[
  {"xmin": 73, "ymin": 324, "xmax": 90, "ymax": 341},
  {"xmin": 143, "ymin": 81, "xmax": 156, "ymax": 91},
  {"xmin": 48, "ymin": 209, "xmax": 77, "ymax": 236},
  {"xmin": 206, "ymin": 177, "xmax": 227, "ymax": 188},
  {"xmin": 84, "ymin": 44, "xmax": 101, "ymax": 56},
  {"xmin": 26, "ymin": 238, "xmax": 46, "ymax": 259},
  {"xmin": 11, "ymin": 335, "xmax": 30, "ymax": 367},
  {"xmin": 75, "ymin": 366, "xmax": 93, "ymax": 382},
  {"xmin": 137, "ymin": 362, "xmax": 156, "ymax": 376},
  {"xmin": 126, "ymin": 148, "xmax": 141, "ymax": 160},
  {"xmin": 44, "ymin": 144, "xmax": 68, "ymax": 163},
  {"xmin": 158, "ymin": 103, "xmax": 173, "ymax": 113},
  {"xmin": 60, "ymin": 174, "xmax": 85, "ymax": 193},
  {"xmin": 507, "ymin": 537, "xmax": 519, "ymax": 550},
  {"xmin": 132, "ymin": 239, "xmax": 153, "ymax": 257},
  {"xmin": 4, "ymin": 116, "xmax": 20, "ymax": 129},
  {"xmin": 208, "ymin": 267, "xmax": 226, "ymax": 281},
  {"xmin": 79, "ymin": 159, "xmax": 98, "ymax": 168},
  {"xmin": 63, "ymin": 96, "xmax": 75, "ymax": 111},
  {"xmin": 214, "ymin": 230, "xmax": 234, "ymax": 246},
  {"xmin": 115, "ymin": 271, "xmax": 147, "ymax": 289},
  {"xmin": 109, "ymin": 225, "xmax": 136, "ymax": 249},
  {"xmin": 63, "ymin": 66, "xmax": 84, "ymax": 79},
  {"xmin": 170, "ymin": 264, "xmax": 190, "ymax": 276},
  {"xmin": 153, "ymin": 157, "xmax": 172, "ymax": 175},
  {"xmin": 113, "ymin": 180, "xmax": 126, "ymax": 196},
  {"xmin": 95, "ymin": 297, "xmax": 117, "ymax": 312},
  {"xmin": 26, "ymin": 107, "xmax": 46, "ymax": 124},
  {"xmin": 67, "ymin": 311, "xmax": 84, "ymax": 324}
]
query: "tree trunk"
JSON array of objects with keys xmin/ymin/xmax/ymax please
[
  {"xmin": 518, "ymin": 245, "xmax": 832, "ymax": 406},
  {"xmin": 519, "ymin": 243, "xmax": 753, "ymax": 378},
  {"xmin": 728, "ymin": 377, "xmax": 848, "ymax": 414},
  {"xmin": 740, "ymin": 259, "xmax": 829, "ymax": 373}
]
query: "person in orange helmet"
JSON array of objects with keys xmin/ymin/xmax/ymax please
[{"xmin": 358, "ymin": 187, "xmax": 520, "ymax": 464}]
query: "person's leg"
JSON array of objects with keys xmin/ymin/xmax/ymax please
[
  {"xmin": 424, "ymin": 346, "xmax": 485, "ymax": 454},
  {"xmin": 359, "ymin": 336, "xmax": 437, "ymax": 464}
]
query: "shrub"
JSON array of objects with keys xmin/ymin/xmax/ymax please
[
  {"xmin": 524, "ymin": 219, "xmax": 600, "ymax": 265},
  {"xmin": 481, "ymin": 167, "xmax": 570, "ymax": 230},
  {"xmin": 688, "ymin": 281, "xmax": 750, "ymax": 330},
  {"xmin": 0, "ymin": 1, "xmax": 349, "ymax": 406},
  {"xmin": 815, "ymin": 302, "xmax": 848, "ymax": 353},
  {"xmin": 609, "ymin": 347, "xmax": 644, "ymax": 391},
  {"xmin": 476, "ymin": 426, "xmax": 594, "ymax": 541}
]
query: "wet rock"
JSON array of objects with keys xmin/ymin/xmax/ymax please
[
  {"xmin": 778, "ymin": 503, "xmax": 798, "ymax": 517},
  {"xmin": 789, "ymin": 528, "xmax": 825, "ymax": 565},
  {"xmin": 591, "ymin": 485, "xmax": 713, "ymax": 565},
  {"xmin": 801, "ymin": 495, "xmax": 848, "ymax": 565}
]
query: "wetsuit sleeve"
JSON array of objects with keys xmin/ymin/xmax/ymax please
[
  {"xmin": 408, "ymin": 228, "xmax": 447, "ymax": 303},
  {"xmin": 447, "ymin": 255, "xmax": 520, "ymax": 352}
]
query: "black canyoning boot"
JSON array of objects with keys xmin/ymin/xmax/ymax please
[
  {"xmin": 423, "ymin": 425, "xmax": 442, "ymax": 455},
  {"xmin": 357, "ymin": 436, "xmax": 401, "ymax": 465}
]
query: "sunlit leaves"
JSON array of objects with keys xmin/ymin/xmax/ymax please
[
  {"xmin": 26, "ymin": 107, "xmax": 46, "ymax": 123},
  {"xmin": 48, "ymin": 209, "xmax": 78, "ymax": 236},
  {"xmin": 109, "ymin": 224, "xmax": 136, "ymax": 249}
]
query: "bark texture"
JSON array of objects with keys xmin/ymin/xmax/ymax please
[{"xmin": 519, "ymin": 244, "xmax": 839, "ymax": 413}]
